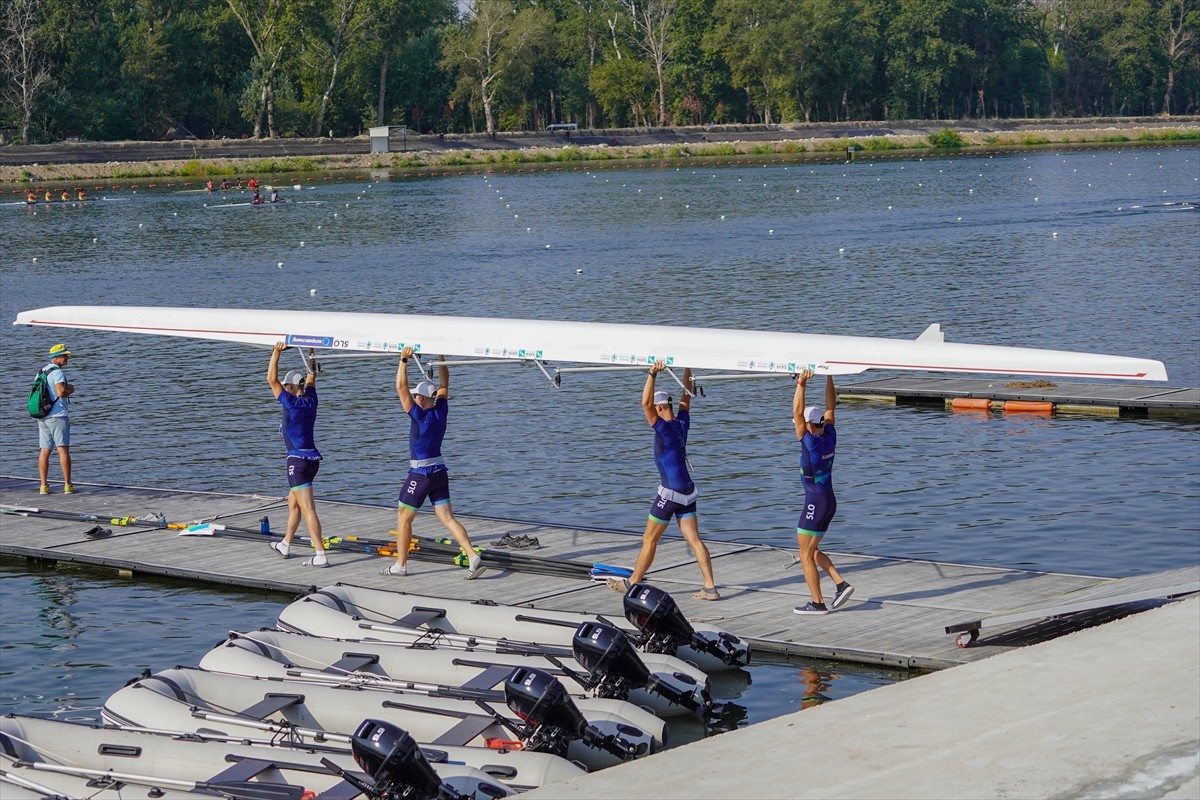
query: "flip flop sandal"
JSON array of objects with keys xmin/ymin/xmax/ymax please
[{"xmin": 84, "ymin": 526, "xmax": 111, "ymax": 538}]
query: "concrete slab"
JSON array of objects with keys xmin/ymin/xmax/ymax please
[{"xmin": 520, "ymin": 597, "xmax": 1200, "ymax": 800}]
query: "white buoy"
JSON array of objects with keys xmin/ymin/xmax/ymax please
[
  {"xmin": 1052, "ymin": 232, "xmax": 1058, "ymax": 238},
  {"xmin": 300, "ymin": 241, "xmax": 305, "ymax": 247},
  {"xmin": 32, "ymin": 257, "xmax": 37, "ymax": 262},
  {"xmin": 768, "ymin": 229, "xmax": 774, "ymax": 235},
  {"xmin": 278, "ymin": 262, "xmax": 284, "ymax": 268},
  {"xmin": 839, "ymin": 248, "xmax": 845, "ymax": 253},
  {"xmin": 545, "ymin": 244, "xmax": 551, "ymax": 249},
  {"xmin": 92, "ymin": 238, "xmax": 97, "ymax": 244},
  {"xmin": 720, "ymin": 215, "xmax": 725, "ymax": 220},
  {"xmin": 310, "ymin": 289, "xmax": 317, "ymax": 295},
  {"xmin": 576, "ymin": 268, "xmax": 583, "ymax": 274},
  {"xmin": 138, "ymin": 223, "xmax": 143, "ymax": 228},
  {"xmin": 526, "ymin": 227, "xmax": 531, "ymax": 232}
]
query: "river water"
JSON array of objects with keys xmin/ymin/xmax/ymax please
[{"xmin": 1, "ymin": 148, "xmax": 1198, "ymax": 728}]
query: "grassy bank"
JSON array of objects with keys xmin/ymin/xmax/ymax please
[{"xmin": 4, "ymin": 125, "xmax": 1198, "ymax": 187}]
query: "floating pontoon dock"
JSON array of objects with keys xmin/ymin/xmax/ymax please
[
  {"xmin": 839, "ymin": 377, "xmax": 1200, "ymax": 416},
  {"xmin": 2, "ymin": 477, "xmax": 1194, "ymax": 671}
]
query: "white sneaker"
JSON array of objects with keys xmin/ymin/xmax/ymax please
[{"xmin": 465, "ymin": 555, "xmax": 487, "ymax": 580}]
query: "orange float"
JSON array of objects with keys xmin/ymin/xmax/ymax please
[
  {"xmin": 1003, "ymin": 400, "xmax": 1055, "ymax": 414},
  {"xmin": 951, "ymin": 397, "xmax": 992, "ymax": 411}
]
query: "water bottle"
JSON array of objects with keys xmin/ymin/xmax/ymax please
[{"xmin": 260, "ymin": 516, "xmax": 270, "ymax": 535}]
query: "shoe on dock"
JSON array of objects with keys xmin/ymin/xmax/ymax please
[
  {"xmin": 38, "ymin": 485, "xmax": 50, "ymax": 495},
  {"xmin": 794, "ymin": 602, "xmax": 829, "ymax": 615},
  {"xmin": 302, "ymin": 556, "xmax": 329, "ymax": 568},
  {"xmin": 63, "ymin": 484, "xmax": 75, "ymax": 494},
  {"xmin": 465, "ymin": 555, "xmax": 487, "ymax": 580},
  {"xmin": 831, "ymin": 582, "xmax": 855, "ymax": 610},
  {"xmin": 692, "ymin": 586, "xmax": 720, "ymax": 601},
  {"xmin": 267, "ymin": 541, "xmax": 288, "ymax": 559}
]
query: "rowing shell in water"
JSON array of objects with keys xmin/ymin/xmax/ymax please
[
  {"xmin": 206, "ymin": 200, "xmax": 324, "ymax": 208},
  {"xmin": 12, "ymin": 304, "xmax": 1169, "ymax": 381}
]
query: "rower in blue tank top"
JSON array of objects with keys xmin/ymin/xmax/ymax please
[
  {"xmin": 791, "ymin": 369, "xmax": 853, "ymax": 616},
  {"xmin": 264, "ymin": 343, "xmax": 328, "ymax": 567},
  {"xmin": 607, "ymin": 360, "xmax": 719, "ymax": 601},
  {"xmin": 384, "ymin": 346, "xmax": 486, "ymax": 580}
]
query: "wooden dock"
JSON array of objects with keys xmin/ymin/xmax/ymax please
[
  {"xmin": 839, "ymin": 377, "xmax": 1200, "ymax": 416},
  {"xmin": 0, "ymin": 476, "xmax": 1168, "ymax": 671}
]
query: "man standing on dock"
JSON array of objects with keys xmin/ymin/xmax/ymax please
[
  {"xmin": 36, "ymin": 344, "xmax": 75, "ymax": 494},
  {"xmin": 385, "ymin": 346, "xmax": 486, "ymax": 579},
  {"xmin": 792, "ymin": 369, "xmax": 853, "ymax": 615},
  {"xmin": 265, "ymin": 343, "xmax": 329, "ymax": 567},
  {"xmin": 610, "ymin": 360, "xmax": 719, "ymax": 600}
]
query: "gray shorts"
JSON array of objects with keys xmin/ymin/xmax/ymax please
[{"xmin": 38, "ymin": 417, "xmax": 70, "ymax": 449}]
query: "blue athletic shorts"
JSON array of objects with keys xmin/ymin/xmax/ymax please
[
  {"xmin": 38, "ymin": 417, "xmax": 70, "ymax": 449},
  {"xmin": 797, "ymin": 493, "xmax": 837, "ymax": 536},
  {"xmin": 287, "ymin": 456, "xmax": 320, "ymax": 490},
  {"xmin": 649, "ymin": 494, "xmax": 698, "ymax": 524},
  {"xmin": 399, "ymin": 469, "xmax": 451, "ymax": 510}
]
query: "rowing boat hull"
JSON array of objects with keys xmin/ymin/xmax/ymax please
[{"xmin": 12, "ymin": 305, "xmax": 1168, "ymax": 380}]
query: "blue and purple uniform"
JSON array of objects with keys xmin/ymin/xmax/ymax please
[
  {"xmin": 649, "ymin": 409, "xmax": 698, "ymax": 523},
  {"xmin": 278, "ymin": 386, "xmax": 321, "ymax": 489},
  {"xmin": 798, "ymin": 423, "xmax": 836, "ymax": 535},
  {"xmin": 399, "ymin": 397, "xmax": 451, "ymax": 510}
]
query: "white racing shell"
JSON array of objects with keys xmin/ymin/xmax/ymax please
[{"xmin": 12, "ymin": 305, "xmax": 1168, "ymax": 380}]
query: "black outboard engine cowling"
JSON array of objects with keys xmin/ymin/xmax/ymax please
[
  {"xmin": 622, "ymin": 582, "xmax": 748, "ymax": 667},
  {"xmin": 572, "ymin": 621, "xmax": 651, "ymax": 700},
  {"xmin": 350, "ymin": 719, "xmax": 466, "ymax": 800},
  {"xmin": 504, "ymin": 666, "xmax": 644, "ymax": 760}
]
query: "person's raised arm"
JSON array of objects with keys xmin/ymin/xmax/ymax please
[
  {"xmin": 824, "ymin": 374, "xmax": 836, "ymax": 426},
  {"xmin": 678, "ymin": 367, "xmax": 694, "ymax": 412},
  {"xmin": 437, "ymin": 354, "xmax": 449, "ymax": 400},
  {"xmin": 267, "ymin": 342, "xmax": 286, "ymax": 398},
  {"xmin": 303, "ymin": 349, "xmax": 317, "ymax": 388},
  {"xmin": 793, "ymin": 369, "xmax": 812, "ymax": 439},
  {"xmin": 396, "ymin": 345, "xmax": 415, "ymax": 413},
  {"xmin": 643, "ymin": 360, "xmax": 664, "ymax": 425}
]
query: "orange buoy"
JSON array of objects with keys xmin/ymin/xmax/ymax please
[
  {"xmin": 951, "ymin": 397, "xmax": 992, "ymax": 411},
  {"xmin": 1003, "ymin": 400, "xmax": 1055, "ymax": 414}
]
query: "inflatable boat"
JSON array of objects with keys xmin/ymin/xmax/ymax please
[
  {"xmin": 102, "ymin": 666, "xmax": 661, "ymax": 771},
  {"xmin": 202, "ymin": 627, "xmax": 711, "ymax": 719},
  {"xmin": 280, "ymin": 582, "xmax": 749, "ymax": 673}
]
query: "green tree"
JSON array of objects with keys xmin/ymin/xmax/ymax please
[
  {"xmin": 0, "ymin": 0, "xmax": 53, "ymax": 143},
  {"xmin": 226, "ymin": 0, "xmax": 291, "ymax": 137},
  {"xmin": 362, "ymin": 0, "xmax": 454, "ymax": 127},
  {"xmin": 441, "ymin": 0, "xmax": 555, "ymax": 134}
]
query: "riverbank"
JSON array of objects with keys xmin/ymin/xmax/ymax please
[{"xmin": 2, "ymin": 116, "xmax": 1197, "ymax": 185}]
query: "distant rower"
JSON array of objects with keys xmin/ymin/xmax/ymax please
[
  {"xmin": 26, "ymin": 190, "xmax": 36, "ymax": 204},
  {"xmin": 270, "ymin": 188, "xmax": 281, "ymax": 203},
  {"xmin": 60, "ymin": 190, "xmax": 69, "ymax": 202},
  {"xmin": 76, "ymin": 189, "xmax": 87, "ymax": 201},
  {"xmin": 206, "ymin": 179, "xmax": 215, "ymax": 192}
]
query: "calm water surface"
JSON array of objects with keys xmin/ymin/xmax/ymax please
[{"xmin": 1, "ymin": 147, "xmax": 1197, "ymax": 723}]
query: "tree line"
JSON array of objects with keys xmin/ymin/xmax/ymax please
[{"xmin": 2, "ymin": 0, "xmax": 1197, "ymax": 145}]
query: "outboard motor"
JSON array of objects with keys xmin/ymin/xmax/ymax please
[
  {"xmin": 326, "ymin": 719, "xmax": 497, "ymax": 800},
  {"xmin": 572, "ymin": 621, "xmax": 711, "ymax": 715},
  {"xmin": 503, "ymin": 666, "xmax": 648, "ymax": 761},
  {"xmin": 622, "ymin": 582, "xmax": 749, "ymax": 667}
]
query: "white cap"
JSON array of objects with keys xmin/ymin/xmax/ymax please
[
  {"xmin": 283, "ymin": 370, "xmax": 305, "ymax": 386},
  {"xmin": 653, "ymin": 390, "xmax": 671, "ymax": 405},
  {"xmin": 803, "ymin": 406, "xmax": 824, "ymax": 424},
  {"xmin": 414, "ymin": 381, "xmax": 437, "ymax": 398}
]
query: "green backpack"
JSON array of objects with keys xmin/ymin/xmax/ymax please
[{"xmin": 27, "ymin": 366, "xmax": 55, "ymax": 419}]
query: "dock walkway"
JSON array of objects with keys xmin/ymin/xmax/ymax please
[
  {"xmin": 840, "ymin": 376, "xmax": 1200, "ymax": 416},
  {"xmin": 0, "ymin": 476, "xmax": 1172, "ymax": 670}
]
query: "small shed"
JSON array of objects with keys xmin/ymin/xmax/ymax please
[{"xmin": 369, "ymin": 125, "xmax": 409, "ymax": 153}]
